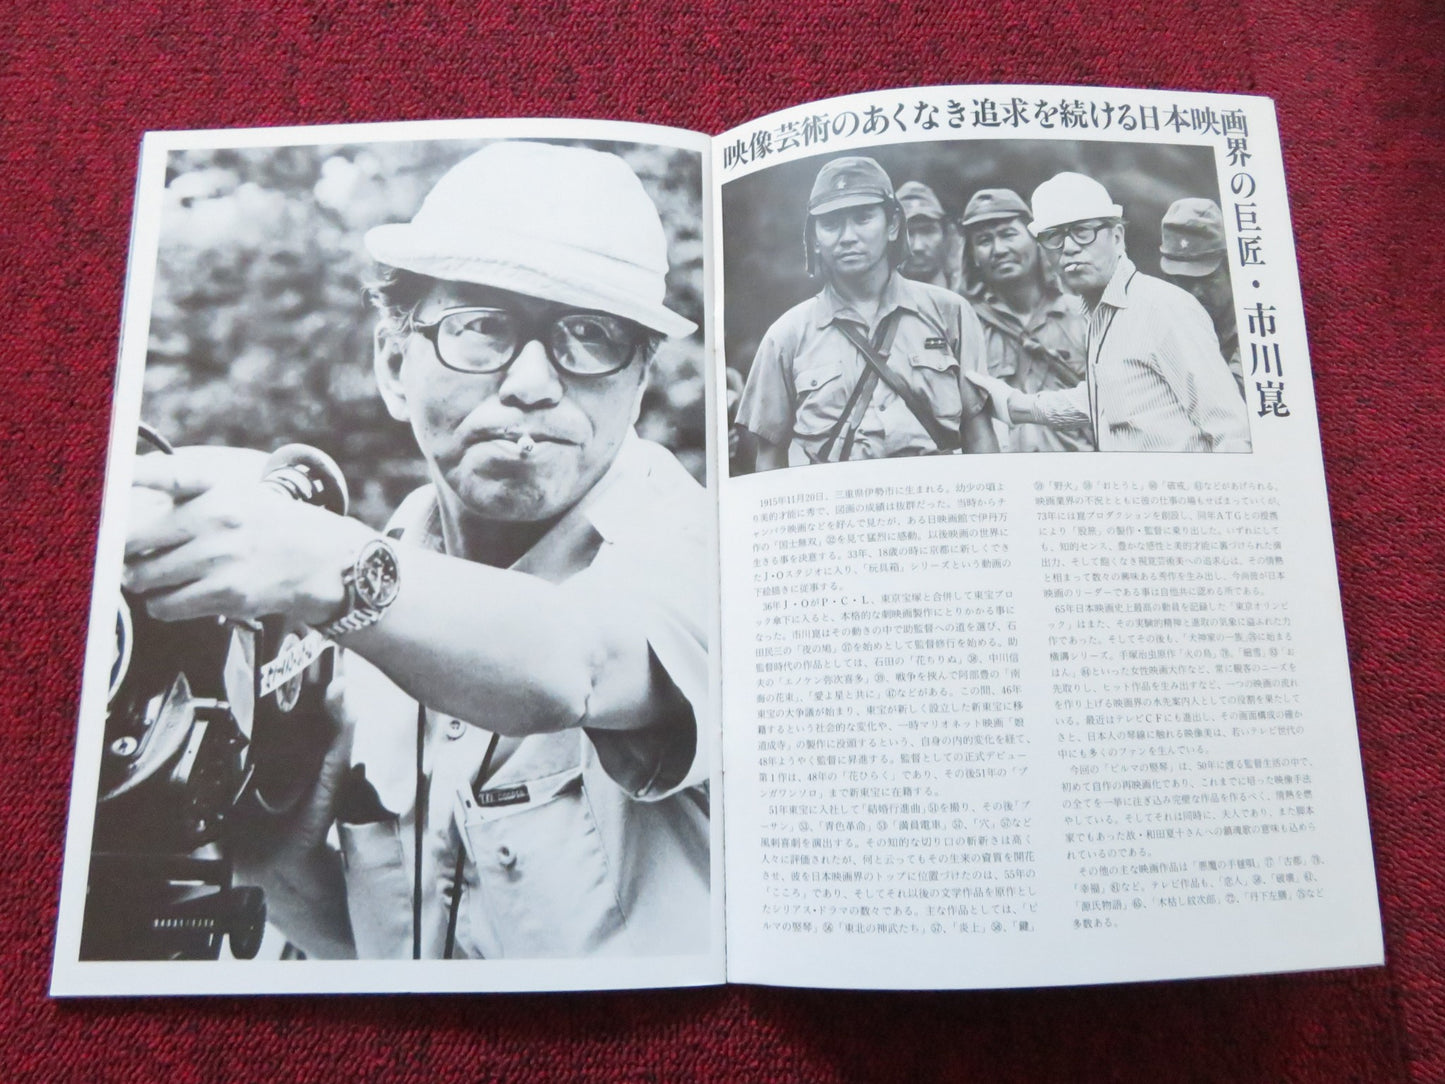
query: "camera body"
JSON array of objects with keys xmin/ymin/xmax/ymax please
[{"xmin": 80, "ymin": 440, "xmax": 346, "ymax": 961}]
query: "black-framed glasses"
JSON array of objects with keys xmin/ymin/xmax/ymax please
[
  {"xmin": 411, "ymin": 306, "xmax": 644, "ymax": 377},
  {"xmin": 1035, "ymin": 220, "xmax": 1114, "ymax": 251}
]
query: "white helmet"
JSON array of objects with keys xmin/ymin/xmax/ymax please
[
  {"xmin": 1028, "ymin": 172, "xmax": 1124, "ymax": 236},
  {"xmin": 365, "ymin": 141, "xmax": 695, "ymax": 339}
]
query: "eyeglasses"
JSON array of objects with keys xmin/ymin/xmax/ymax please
[
  {"xmin": 1035, "ymin": 220, "xmax": 1114, "ymax": 251},
  {"xmin": 411, "ymin": 306, "xmax": 644, "ymax": 377}
]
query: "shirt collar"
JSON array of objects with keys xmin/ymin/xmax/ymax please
[
  {"xmin": 813, "ymin": 270, "xmax": 918, "ymax": 330},
  {"xmin": 1097, "ymin": 254, "xmax": 1137, "ymax": 311}
]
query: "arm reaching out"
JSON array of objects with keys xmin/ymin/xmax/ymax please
[{"xmin": 123, "ymin": 450, "xmax": 681, "ymax": 740}]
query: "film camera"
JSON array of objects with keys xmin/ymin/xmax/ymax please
[{"xmin": 80, "ymin": 435, "xmax": 348, "ymax": 961}]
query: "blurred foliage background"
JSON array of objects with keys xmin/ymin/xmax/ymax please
[
  {"xmin": 142, "ymin": 138, "xmax": 705, "ymax": 529},
  {"xmin": 721, "ymin": 138, "xmax": 1224, "ymax": 377}
]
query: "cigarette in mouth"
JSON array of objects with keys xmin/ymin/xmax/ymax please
[{"xmin": 516, "ymin": 434, "xmax": 536, "ymax": 457}]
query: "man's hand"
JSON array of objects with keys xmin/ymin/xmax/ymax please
[
  {"xmin": 123, "ymin": 448, "xmax": 373, "ymax": 625},
  {"xmin": 963, "ymin": 368, "xmax": 1016, "ymax": 426}
]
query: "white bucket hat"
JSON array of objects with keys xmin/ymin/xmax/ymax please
[
  {"xmin": 365, "ymin": 141, "xmax": 696, "ymax": 339},
  {"xmin": 1028, "ymin": 172, "xmax": 1124, "ymax": 236}
]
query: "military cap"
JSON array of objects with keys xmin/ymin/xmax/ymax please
[
  {"xmin": 897, "ymin": 181, "xmax": 947, "ymax": 221},
  {"xmin": 960, "ymin": 188, "xmax": 1032, "ymax": 229},
  {"xmin": 808, "ymin": 157, "xmax": 896, "ymax": 216},
  {"xmin": 1159, "ymin": 198, "xmax": 1227, "ymax": 276}
]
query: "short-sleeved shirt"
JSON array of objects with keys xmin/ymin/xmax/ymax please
[
  {"xmin": 969, "ymin": 285, "xmax": 1091, "ymax": 453},
  {"xmin": 736, "ymin": 272, "xmax": 989, "ymax": 464},
  {"xmin": 1029, "ymin": 257, "xmax": 1252, "ymax": 452},
  {"xmin": 334, "ymin": 433, "xmax": 711, "ymax": 959}
]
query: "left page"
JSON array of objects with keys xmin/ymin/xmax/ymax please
[{"xmin": 51, "ymin": 118, "xmax": 725, "ymax": 996}]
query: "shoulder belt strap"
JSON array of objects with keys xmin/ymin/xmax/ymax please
[
  {"xmin": 814, "ymin": 312, "xmax": 901, "ymax": 463},
  {"xmin": 836, "ymin": 317, "xmax": 962, "ymax": 453},
  {"xmin": 971, "ymin": 301, "xmax": 1073, "ymax": 371}
]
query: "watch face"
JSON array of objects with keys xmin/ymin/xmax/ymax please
[{"xmin": 354, "ymin": 539, "xmax": 401, "ymax": 610}]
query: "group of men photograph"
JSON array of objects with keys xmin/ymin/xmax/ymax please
[{"xmin": 731, "ymin": 150, "xmax": 1252, "ymax": 471}]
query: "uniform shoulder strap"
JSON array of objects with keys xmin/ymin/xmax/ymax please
[
  {"xmin": 814, "ymin": 311, "xmax": 903, "ymax": 462},
  {"xmin": 836, "ymin": 317, "xmax": 961, "ymax": 453}
]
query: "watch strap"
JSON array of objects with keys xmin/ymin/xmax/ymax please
[
  {"xmin": 317, "ymin": 606, "xmax": 386, "ymax": 639},
  {"xmin": 317, "ymin": 537, "xmax": 399, "ymax": 639}
]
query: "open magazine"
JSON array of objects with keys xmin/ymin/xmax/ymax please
[{"xmin": 51, "ymin": 84, "xmax": 1382, "ymax": 996}]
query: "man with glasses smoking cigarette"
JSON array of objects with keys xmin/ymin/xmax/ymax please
[
  {"xmin": 965, "ymin": 172, "xmax": 1250, "ymax": 452},
  {"xmin": 121, "ymin": 141, "xmax": 710, "ymax": 960},
  {"xmin": 959, "ymin": 187, "xmax": 1089, "ymax": 453}
]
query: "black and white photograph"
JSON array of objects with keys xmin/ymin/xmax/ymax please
[
  {"xmin": 51, "ymin": 86, "xmax": 1382, "ymax": 1004},
  {"xmin": 67, "ymin": 127, "xmax": 716, "ymax": 983},
  {"xmin": 723, "ymin": 138, "xmax": 1252, "ymax": 474}
]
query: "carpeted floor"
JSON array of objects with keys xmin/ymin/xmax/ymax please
[{"xmin": 3, "ymin": 1, "xmax": 1442, "ymax": 1080}]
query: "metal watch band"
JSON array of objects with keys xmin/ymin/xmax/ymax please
[
  {"xmin": 316, "ymin": 537, "xmax": 400, "ymax": 640},
  {"xmin": 317, "ymin": 606, "xmax": 385, "ymax": 639}
]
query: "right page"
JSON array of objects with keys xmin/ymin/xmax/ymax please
[{"xmin": 715, "ymin": 85, "xmax": 1383, "ymax": 989}]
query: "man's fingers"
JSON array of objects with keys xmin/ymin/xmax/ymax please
[
  {"xmin": 963, "ymin": 369, "xmax": 1012, "ymax": 424},
  {"xmin": 130, "ymin": 453, "xmax": 220, "ymax": 501},
  {"xmin": 962, "ymin": 368, "xmax": 998, "ymax": 402},
  {"xmin": 131, "ymin": 446, "xmax": 272, "ymax": 499},
  {"xmin": 124, "ymin": 537, "xmax": 217, "ymax": 594},
  {"xmin": 124, "ymin": 510, "xmax": 200, "ymax": 560},
  {"xmin": 125, "ymin": 480, "xmax": 231, "ymax": 558},
  {"xmin": 140, "ymin": 577, "xmax": 243, "ymax": 623},
  {"xmin": 123, "ymin": 488, "xmax": 183, "ymax": 557},
  {"xmin": 126, "ymin": 466, "xmax": 270, "ymax": 559}
]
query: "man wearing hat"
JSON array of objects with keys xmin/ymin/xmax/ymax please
[
  {"xmin": 960, "ymin": 187, "xmax": 1090, "ymax": 453},
  {"xmin": 897, "ymin": 180, "xmax": 962, "ymax": 292},
  {"xmin": 1159, "ymin": 198, "xmax": 1246, "ymax": 399},
  {"xmin": 736, "ymin": 156, "xmax": 997, "ymax": 469},
  {"xmin": 122, "ymin": 141, "xmax": 711, "ymax": 960},
  {"xmin": 965, "ymin": 172, "xmax": 1250, "ymax": 452}
]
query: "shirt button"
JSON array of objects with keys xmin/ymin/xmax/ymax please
[
  {"xmin": 497, "ymin": 845, "xmax": 517, "ymax": 870},
  {"xmin": 444, "ymin": 718, "xmax": 466, "ymax": 740}
]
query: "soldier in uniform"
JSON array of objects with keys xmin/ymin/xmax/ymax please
[
  {"xmin": 960, "ymin": 188, "xmax": 1090, "ymax": 452},
  {"xmin": 965, "ymin": 172, "xmax": 1250, "ymax": 452},
  {"xmin": 896, "ymin": 180, "xmax": 962, "ymax": 293},
  {"xmin": 1159, "ymin": 198, "xmax": 1245, "ymax": 399},
  {"xmin": 736, "ymin": 157, "xmax": 997, "ymax": 470}
]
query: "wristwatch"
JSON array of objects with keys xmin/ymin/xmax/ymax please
[{"xmin": 317, "ymin": 537, "xmax": 401, "ymax": 638}]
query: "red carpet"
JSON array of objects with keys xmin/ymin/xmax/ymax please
[{"xmin": 4, "ymin": 1, "xmax": 1442, "ymax": 1080}]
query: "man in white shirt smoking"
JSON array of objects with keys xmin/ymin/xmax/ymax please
[
  {"xmin": 966, "ymin": 172, "xmax": 1250, "ymax": 452},
  {"xmin": 122, "ymin": 141, "xmax": 711, "ymax": 959}
]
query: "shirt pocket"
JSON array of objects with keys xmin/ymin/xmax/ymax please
[
  {"xmin": 906, "ymin": 349, "xmax": 963, "ymax": 429},
  {"xmin": 456, "ymin": 766, "xmax": 626, "ymax": 958},
  {"xmin": 337, "ymin": 817, "xmax": 414, "ymax": 959},
  {"xmin": 791, "ymin": 359, "xmax": 847, "ymax": 440}
]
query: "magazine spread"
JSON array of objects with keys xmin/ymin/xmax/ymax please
[{"xmin": 50, "ymin": 85, "xmax": 1382, "ymax": 997}]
